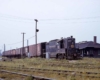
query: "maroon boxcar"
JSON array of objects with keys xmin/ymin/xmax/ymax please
[
  {"xmin": 2, "ymin": 42, "xmax": 46, "ymax": 58},
  {"xmin": 20, "ymin": 47, "xmax": 23, "ymax": 56},
  {"xmin": 29, "ymin": 42, "xmax": 46, "ymax": 57},
  {"xmin": 11, "ymin": 49, "xmax": 16, "ymax": 57},
  {"xmin": 3, "ymin": 51, "xmax": 7, "ymax": 57},
  {"xmin": 16, "ymin": 48, "xmax": 21, "ymax": 58},
  {"xmin": 16, "ymin": 48, "xmax": 20, "ymax": 55},
  {"xmin": 19, "ymin": 47, "xmax": 29, "ymax": 57},
  {"xmin": 3, "ymin": 50, "xmax": 11, "ymax": 57},
  {"xmin": 29, "ymin": 44, "xmax": 36, "ymax": 57},
  {"xmin": 8, "ymin": 50, "xmax": 11, "ymax": 57}
]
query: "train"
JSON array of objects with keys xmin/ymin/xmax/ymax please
[{"xmin": 2, "ymin": 36, "xmax": 81, "ymax": 60}]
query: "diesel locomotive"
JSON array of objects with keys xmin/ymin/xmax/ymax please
[{"xmin": 45, "ymin": 36, "xmax": 81, "ymax": 59}]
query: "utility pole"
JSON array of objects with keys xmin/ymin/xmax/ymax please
[
  {"xmin": 34, "ymin": 19, "xmax": 39, "ymax": 57},
  {"xmin": 16, "ymin": 47, "xmax": 17, "ymax": 58},
  {"xmin": 27, "ymin": 40, "xmax": 29, "ymax": 54},
  {"xmin": 27, "ymin": 40, "xmax": 29, "ymax": 47},
  {"xmin": 10, "ymin": 47, "xmax": 12, "ymax": 57},
  {"xmin": 4, "ymin": 44, "xmax": 5, "ymax": 55},
  {"xmin": 0, "ymin": 50, "xmax": 1, "ymax": 56},
  {"xmin": 21, "ymin": 32, "xmax": 25, "ymax": 58}
]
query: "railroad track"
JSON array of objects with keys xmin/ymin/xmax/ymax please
[
  {"xmin": 39, "ymin": 61, "xmax": 97, "ymax": 66},
  {"xmin": 0, "ymin": 66, "xmax": 100, "ymax": 78},
  {"xmin": 0, "ymin": 70, "xmax": 54, "ymax": 80},
  {"xmin": 30, "ymin": 62, "xmax": 95, "ymax": 66},
  {"xmin": 32, "ymin": 63, "xmax": 100, "ymax": 69}
]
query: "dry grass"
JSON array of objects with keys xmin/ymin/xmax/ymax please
[
  {"xmin": 0, "ymin": 57, "xmax": 100, "ymax": 80},
  {"xmin": 0, "ymin": 72, "xmax": 25, "ymax": 80}
]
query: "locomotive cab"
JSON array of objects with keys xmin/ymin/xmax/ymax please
[
  {"xmin": 56, "ymin": 38, "xmax": 66, "ymax": 59},
  {"xmin": 59, "ymin": 39, "xmax": 64, "ymax": 49}
]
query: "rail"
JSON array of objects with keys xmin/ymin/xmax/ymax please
[
  {"xmin": 0, "ymin": 66, "xmax": 100, "ymax": 78},
  {"xmin": 0, "ymin": 70, "xmax": 54, "ymax": 80}
]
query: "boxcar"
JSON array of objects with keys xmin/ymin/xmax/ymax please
[
  {"xmin": 3, "ymin": 50, "xmax": 12, "ymax": 58},
  {"xmin": 11, "ymin": 49, "xmax": 16, "ymax": 57},
  {"xmin": 29, "ymin": 42, "xmax": 46, "ymax": 57},
  {"xmin": 16, "ymin": 48, "xmax": 21, "ymax": 58}
]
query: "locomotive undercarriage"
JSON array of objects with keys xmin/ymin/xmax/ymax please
[{"xmin": 56, "ymin": 52, "xmax": 78, "ymax": 60}]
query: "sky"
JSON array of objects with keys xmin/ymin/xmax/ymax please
[{"xmin": 0, "ymin": 0, "xmax": 100, "ymax": 51}]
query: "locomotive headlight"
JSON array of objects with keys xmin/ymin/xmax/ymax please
[{"xmin": 71, "ymin": 45, "xmax": 74, "ymax": 48}]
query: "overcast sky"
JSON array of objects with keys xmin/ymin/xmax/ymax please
[{"xmin": 0, "ymin": 0, "xmax": 100, "ymax": 51}]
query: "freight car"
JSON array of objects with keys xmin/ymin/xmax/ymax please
[
  {"xmin": 3, "ymin": 50, "xmax": 11, "ymax": 58},
  {"xmin": 28, "ymin": 42, "xmax": 46, "ymax": 57},
  {"xmin": 2, "ymin": 36, "xmax": 81, "ymax": 60},
  {"xmin": 45, "ymin": 36, "xmax": 81, "ymax": 59},
  {"xmin": 15, "ymin": 48, "xmax": 21, "ymax": 58},
  {"xmin": 2, "ymin": 42, "xmax": 46, "ymax": 58},
  {"xmin": 2, "ymin": 47, "xmax": 28, "ymax": 58}
]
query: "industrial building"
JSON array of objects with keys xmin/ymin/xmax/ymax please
[{"xmin": 76, "ymin": 36, "xmax": 100, "ymax": 58}]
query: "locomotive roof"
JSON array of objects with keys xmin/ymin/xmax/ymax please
[
  {"xmin": 49, "ymin": 36, "xmax": 75, "ymax": 42},
  {"xmin": 49, "ymin": 39, "xmax": 59, "ymax": 42}
]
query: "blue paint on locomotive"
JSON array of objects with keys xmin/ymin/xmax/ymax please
[{"xmin": 46, "ymin": 39, "xmax": 58, "ymax": 54}]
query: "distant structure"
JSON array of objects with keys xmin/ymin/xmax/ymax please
[
  {"xmin": 0, "ymin": 50, "xmax": 2, "ymax": 56},
  {"xmin": 76, "ymin": 36, "xmax": 100, "ymax": 58}
]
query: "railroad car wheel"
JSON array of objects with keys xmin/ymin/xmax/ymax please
[
  {"xmin": 58, "ymin": 54, "xmax": 64, "ymax": 59},
  {"xmin": 73, "ymin": 55, "xmax": 77, "ymax": 60}
]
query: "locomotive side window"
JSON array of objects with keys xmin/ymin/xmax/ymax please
[{"xmin": 56, "ymin": 42, "xmax": 59, "ymax": 49}]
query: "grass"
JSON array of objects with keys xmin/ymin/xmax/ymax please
[
  {"xmin": 0, "ymin": 57, "xmax": 100, "ymax": 80},
  {"xmin": 0, "ymin": 72, "xmax": 25, "ymax": 80},
  {"xmin": 25, "ymin": 76, "xmax": 33, "ymax": 80},
  {"xmin": 1, "ymin": 58, "xmax": 99, "ymax": 72}
]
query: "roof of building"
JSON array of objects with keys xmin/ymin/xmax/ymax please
[{"xmin": 76, "ymin": 41, "xmax": 100, "ymax": 49}]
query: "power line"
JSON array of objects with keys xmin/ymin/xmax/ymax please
[
  {"xmin": 0, "ymin": 13, "xmax": 100, "ymax": 22},
  {"xmin": 0, "ymin": 18, "xmax": 33, "ymax": 23},
  {"xmin": 26, "ymin": 36, "xmax": 35, "ymax": 40},
  {"xmin": 0, "ymin": 13, "xmax": 34, "ymax": 21},
  {"xmin": 7, "ymin": 41, "xmax": 22, "ymax": 45},
  {"xmin": 39, "ymin": 16, "xmax": 100, "ymax": 21},
  {"xmin": 0, "ymin": 13, "xmax": 34, "ymax": 23},
  {"xmin": 0, "ymin": 18, "xmax": 100, "ymax": 24},
  {"xmin": 34, "ymin": 20, "xmax": 100, "ymax": 26},
  {"xmin": 6, "ymin": 36, "xmax": 35, "ymax": 46}
]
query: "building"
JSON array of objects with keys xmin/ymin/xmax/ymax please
[{"xmin": 76, "ymin": 36, "xmax": 100, "ymax": 58}]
